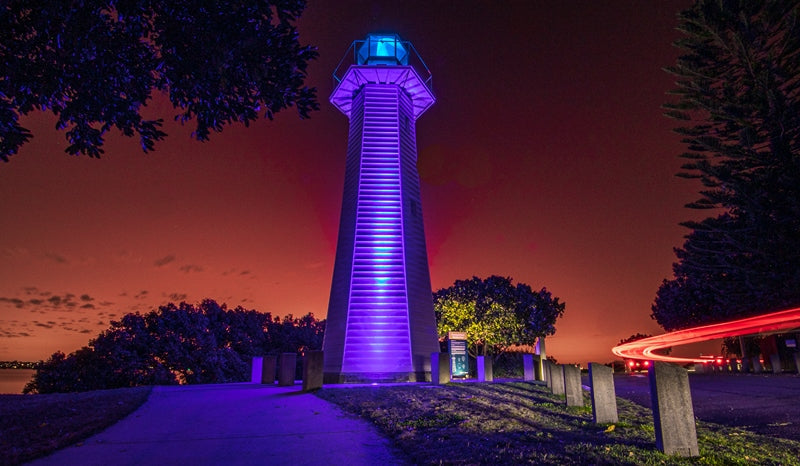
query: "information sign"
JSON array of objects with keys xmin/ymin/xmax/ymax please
[{"xmin": 447, "ymin": 331, "xmax": 469, "ymax": 377}]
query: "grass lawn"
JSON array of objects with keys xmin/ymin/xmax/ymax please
[
  {"xmin": 316, "ymin": 381, "xmax": 800, "ymax": 465},
  {"xmin": 0, "ymin": 386, "xmax": 152, "ymax": 465}
]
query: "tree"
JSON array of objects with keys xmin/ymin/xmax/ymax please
[
  {"xmin": 618, "ymin": 333, "xmax": 653, "ymax": 346},
  {"xmin": 23, "ymin": 299, "xmax": 325, "ymax": 393},
  {"xmin": 652, "ymin": 0, "xmax": 800, "ymax": 331},
  {"xmin": 433, "ymin": 275, "xmax": 565, "ymax": 359},
  {"xmin": 1, "ymin": 0, "xmax": 318, "ymax": 162}
]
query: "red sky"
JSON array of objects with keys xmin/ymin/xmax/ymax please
[{"xmin": 0, "ymin": 1, "xmax": 702, "ymax": 365}]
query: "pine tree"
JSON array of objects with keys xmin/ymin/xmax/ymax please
[{"xmin": 652, "ymin": 0, "xmax": 800, "ymax": 330}]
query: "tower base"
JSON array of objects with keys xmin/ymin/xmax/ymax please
[{"xmin": 323, "ymin": 371, "xmax": 431, "ymax": 384}]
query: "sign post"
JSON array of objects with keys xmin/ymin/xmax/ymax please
[{"xmin": 448, "ymin": 331, "xmax": 469, "ymax": 378}]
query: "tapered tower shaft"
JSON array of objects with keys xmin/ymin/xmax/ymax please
[{"xmin": 323, "ymin": 34, "xmax": 439, "ymax": 383}]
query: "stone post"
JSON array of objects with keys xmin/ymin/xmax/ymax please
[
  {"xmin": 739, "ymin": 336, "xmax": 751, "ymax": 373},
  {"xmin": 551, "ymin": 364, "xmax": 565, "ymax": 396},
  {"xmin": 477, "ymin": 355, "xmax": 493, "ymax": 382},
  {"xmin": 251, "ymin": 356, "xmax": 263, "ymax": 384},
  {"xmin": 302, "ymin": 351, "xmax": 324, "ymax": 391},
  {"xmin": 770, "ymin": 354, "xmax": 782, "ymax": 374},
  {"xmin": 278, "ymin": 353, "xmax": 296, "ymax": 386},
  {"xmin": 563, "ymin": 364, "xmax": 583, "ymax": 407},
  {"xmin": 545, "ymin": 360, "xmax": 553, "ymax": 390},
  {"xmin": 523, "ymin": 354, "xmax": 535, "ymax": 381},
  {"xmin": 729, "ymin": 358, "xmax": 739, "ymax": 373},
  {"xmin": 534, "ymin": 356, "xmax": 544, "ymax": 381},
  {"xmin": 588, "ymin": 363, "xmax": 618, "ymax": 423},
  {"xmin": 262, "ymin": 355, "xmax": 277, "ymax": 384},
  {"xmin": 740, "ymin": 356, "xmax": 752, "ymax": 373},
  {"xmin": 535, "ymin": 337, "xmax": 546, "ymax": 381},
  {"xmin": 431, "ymin": 352, "xmax": 450, "ymax": 385},
  {"xmin": 752, "ymin": 356, "xmax": 763, "ymax": 373},
  {"xmin": 649, "ymin": 362, "xmax": 699, "ymax": 457}
]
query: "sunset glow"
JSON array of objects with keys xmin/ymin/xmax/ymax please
[{"xmin": 1, "ymin": 1, "xmax": 695, "ymax": 365}]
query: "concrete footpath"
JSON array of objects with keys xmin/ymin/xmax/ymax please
[{"xmin": 29, "ymin": 383, "xmax": 405, "ymax": 466}]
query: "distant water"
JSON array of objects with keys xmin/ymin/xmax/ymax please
[{"xmin": 0, "ymin": 369, "xmax": 35, "ymax": 394}]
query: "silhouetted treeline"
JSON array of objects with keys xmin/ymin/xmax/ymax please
[{"xmin": 24, "ymin": 300, "xmax": 325, "ymax": 394}]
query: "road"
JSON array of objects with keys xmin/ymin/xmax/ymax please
[{"xmin": 608, "ymin": 372, "xmax": 800, "ymax": 441}]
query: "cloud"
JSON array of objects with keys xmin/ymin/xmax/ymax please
[
  {"xmin": 179, "ymin": 264, "xmax": 204, "ymax": 273},
  {"xmin": 1, "ymin": 288, "xmax": 111, "ymax": 313},
  {"xmin": 240, "ymin": 270, "xmax": 251, "ymax": 276},
  {"xmin": 154, "ymin": 255, "xmax": 177, "ymax": 267},
  {"xmin": 167, "ymin": 293, "xmax": 188, "ymax": 302},
  {"xmin": 22, "ymin": 286, "xmax": 42, "ymax": 296},
  {"xmin": 3, "ymin": 247, "xmax": 30, "ymax": 258},
  {"xmin": 0, "ymin": 297, "xmax": 25, "ymax": 308},
  {"xmin": 113, "ymin": 250, "xmax": 143, "ymax": 264},
  {"xmin": 33, "ymin": 321, "xmax": 55, "ymax": 329},
  {"xmin": 44, "ymin": 252, "xmax": 68, "ymax": 264},
  {"xmin": 134, "ymin": 290, "xmax": 149, "ymax": 300},
  {"xmin": 0, "ymin": 329, "xmax": 31, "ymax": 338}
]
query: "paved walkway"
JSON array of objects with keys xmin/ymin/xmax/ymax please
[{"xmin": 29, "ymin": 383, "xmax": 405, "ymax": 466}]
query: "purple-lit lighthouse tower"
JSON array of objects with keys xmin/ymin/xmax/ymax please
[{"xmin": 323, "ymin": 34, "xmax": 440, "ymax": 383}]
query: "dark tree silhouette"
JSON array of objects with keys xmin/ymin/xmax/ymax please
[
  {"xmin": 653, "ymin": 0, "xmax": 800, "ymax": 331},
  {"xmin": 24, "ymin": 299, "xmax": 325, "ymax": 393},
  {"xmin": 433, "ymin": 275, "xmax": 565, "ymax": 358},
  {"xmin": 1, "ymin": 0, "xmax": 318, "ymax": 161}
]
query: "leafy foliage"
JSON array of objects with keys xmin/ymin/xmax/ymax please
[
  {"xmin": 618, "ymin": 333, "xmax": 652, "ymax": 346},
  {"xmin": 24, "ymin": 299, "xmax": 325, "ymax": 393},
  {"xmin": 433, "ymin": 275, "xmax": 565, "ymax": 358},
  {"xmin": 653, "ymin": 0, "xmax": 800, "ymax": 331},
  {"xmin": 0, "ymin": 0, "xmax": 318, "ymax": 161}
]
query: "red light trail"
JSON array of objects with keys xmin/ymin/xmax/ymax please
[{"xmin": 611, "ymin": 307, "xmax": 800, "ymax": 364}]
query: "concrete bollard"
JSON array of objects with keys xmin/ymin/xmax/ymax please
[
  {"xmin": 588, "ymin": 363, "xmax": 618, "ymax": 423},
  {"xmin": 534, "ymin": 356, "xmax": 544, "ymax": 381},
  {"xmin": 302, "ymin": 351, "xmax": 324, "ymax": 391},
  {"xmin": 251, "ymin": 356, "xmax": 263, "ymax": 383},
  {"xmin": 262, "ymin": 355, "xmax": 277, "ymax": 384},
  {"xmin": 534, "ymin": 337, "xmax": 547, "ymax": 381},
  {"xmin": 794, "ymin": 353, "xmax": 800, "ymax": 375},
  {"xmin": 551, "ymin": 364, "xmax": 566, "ymax": 396},
  {"xmin": 523, "ymin": 354, "xmax": 535, "ymax": 381},
  {"xmin": 770, "ymin": 354, "xmax": 782, "ymax": 374},
  {"xmin": 752, "ymin": 356, "xmax": 763, "ymax": 373},
  {"xmin": 431, "ymin": 352, "xmax": 450, "ymax": 385},
  {"xmin": 729, "ymin": 358, "xmax": 739, "ymax": 373},
  {"xmin": 649, "ymin": 362, "xmax": 699, "ymax": 457},
  {"xmin": 741, "ymin": 357, "xmax": 752, "ymax": 373},
  {"xmin": 477, "ymin": 355, "xmax": 493, "ymax": 382},
  {"xmin": 563, "ymin": 364, "xmax": 583, "ymax": 407},
  {"xmin": 278, "ymin": 353, "xmax": 296, "ymax": 386},
  {"xmin": 545, "ymin": 360, "xmax": 553, "ymax": 390}
]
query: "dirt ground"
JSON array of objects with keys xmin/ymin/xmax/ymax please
[{"xmin": 609, "ymin": 371, "xmax": 800, "ymax": 441}]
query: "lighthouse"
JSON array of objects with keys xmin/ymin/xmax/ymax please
[{"xmin": 323, "ymin": 34, "xmax": 440, "ymax": 383}]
